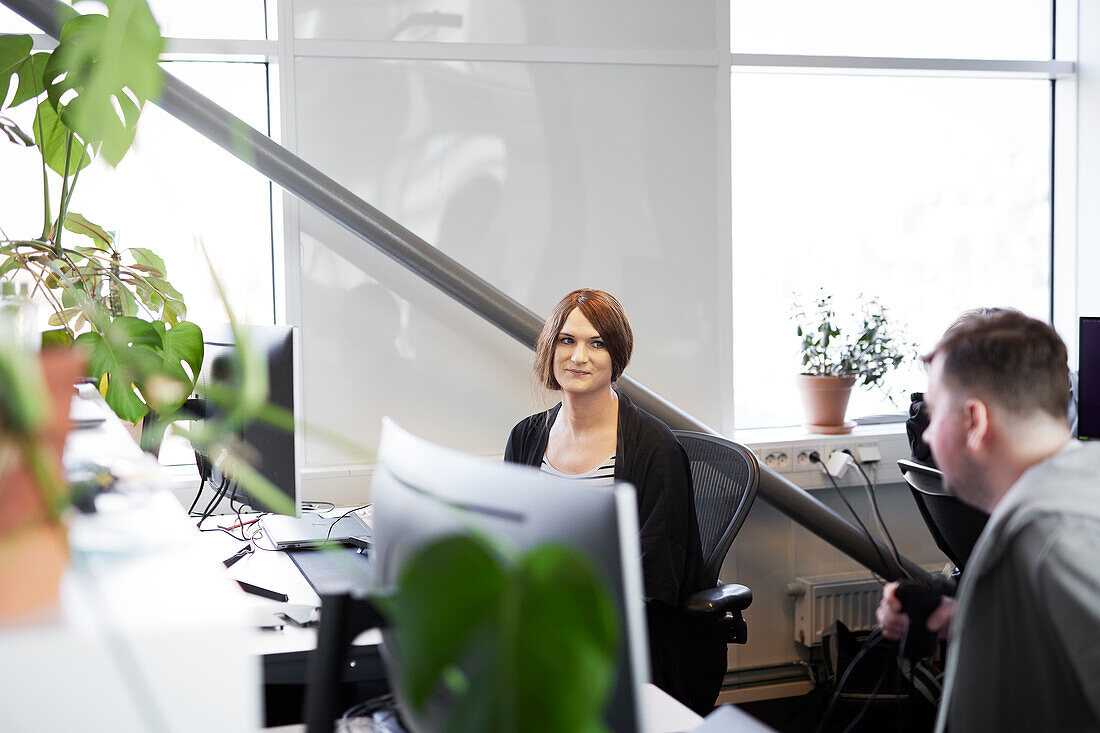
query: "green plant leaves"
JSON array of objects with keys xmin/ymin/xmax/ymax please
[
  {"xmin": 63, "ymin": 213, "xmax": 113, "ymax": 250},
  {"xmin": 43, "ymin": 1, "xmax": 163, "ymax": 167},
  {"xmin": 74, "ymin": 316, "xmax": 162, "ymax": 423},
  {"xmin": 129, "ymin": 247, "xmax": 166, "ymax": 277},
  {"xmin": 389, "ymin": 534, "xmax": 619, "ymax": 733},
  {"xmin": 0, "ymin": 341, "xmax": 49, "ymax": 436},
  {"xmin": 73, "ymin": 316, "xmax": 203, "ymax": 423},
  {"xmin": 149, "ymin": 320, "xmax": 202, "ymax": 412},
  {"xmin": 0, "ymin": 33, "xmax": 32, "ymax": 105}
]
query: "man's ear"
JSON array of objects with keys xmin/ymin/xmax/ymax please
[{"xmin": 963, "ymin": 398, "xmax": 990, "ymax": 451}]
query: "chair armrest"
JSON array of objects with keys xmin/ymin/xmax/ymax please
[{"xmin": 683, "ymin": 581, "xmax": 752, "ymax": 617}]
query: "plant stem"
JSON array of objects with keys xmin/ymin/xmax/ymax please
[{"xmin": 55, "ymin": 134, "xmax": 74, "ymax": 253}]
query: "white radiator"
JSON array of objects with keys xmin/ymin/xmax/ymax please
[{"xmin": 788, "ymin": 571, "xmax": 883, "ymax": 646}]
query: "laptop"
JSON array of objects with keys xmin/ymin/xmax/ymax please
[{"xmin": 260, "ymin": 509, "xmax": 372, "ymax": 551}]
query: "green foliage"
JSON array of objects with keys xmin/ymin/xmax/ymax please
[
  {"xmin": 387, "ymin": 533, "xmax": 620, "ymax": 733},
  {"xmin": 0, "ymin": 342, "xmax": 49, "ymax": 436},
  {"xmin": 43, "ymin": 1, "xmax": 164, "ymax": 167},
  {"xmin": 1, "ymin": 9, "xmax": 201, "ymax": 427},
  {"xmin": 793, "ymin": 290, "xmax": 916, "ymax": 390}
]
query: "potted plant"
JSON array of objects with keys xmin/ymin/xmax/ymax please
[
  {"xmin": 0, "ymin": 342, "xmax": 84, "ymax": 621},
  {"xmin": 794, "ymin": 292, "xmax": 914, "ymax": 434},
  {"xmin": 0, "ymin": 1, "xmax": 202, "ymax": 451}
]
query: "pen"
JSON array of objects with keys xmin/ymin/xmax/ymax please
[
  {"xmin": 223, "ymin": 546, "xmax": 253, "ymax": 568},
  {"xmin": 236, "ymin": 580, "xmax": 288, "ymax": 602}
]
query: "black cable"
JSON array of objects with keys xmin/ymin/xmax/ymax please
[
  {"xmin": 841, "ymin": 659, "xmax": 889, "ymax": 733},
  {"xmin": 322, "ymin": 504, "xmax": 371, "ymax": 546},
  {"xmin": 815, "ymin": 628, "xmax": 884, "ymax": 733},
  {"xmin": 843, "ymin": 450, "xmax": 909, "ymax": 580},
  {"xmin": 195, "ymin": 475, "xmax": 225, "ymax": 522},
  {"xmin": 187, "ymin": 473, "xmax": 206, "ymax": 516},
  {"xmin": 810, "ymin": 452, "xmax": 892, "ymax": 581}
]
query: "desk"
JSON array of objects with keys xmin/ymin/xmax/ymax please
[{"xmin": 0, "ymin": 387, "xmax": 738, "ymax": 732}]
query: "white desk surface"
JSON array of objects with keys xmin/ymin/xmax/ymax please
[{"xmin": 5, "ymin": 387, "xmax": 762, "ymax": 732}]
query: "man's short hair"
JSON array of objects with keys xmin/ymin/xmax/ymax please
[{"xmin": 924, "ymin": 310, "xmax": 1070, "ymax": 420}]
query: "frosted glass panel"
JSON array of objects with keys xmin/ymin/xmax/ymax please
[
  {"xmin": 294, "ymin": 0, "xmax": 715, "ymax": 49},
  {"xmin": 731, "ymin": 0, "xmax": 1051, "ymax": 59},
  {"xmin": 294, "ymin": 58, "xmax": 723, "ymax": 462},
  {"xmin": 1, "ymin": 2, "xmax": 267, "ymax": 39},
  {"xmin": 731, "ymin": 74, "xmax": 1051, "ymax": 429}
]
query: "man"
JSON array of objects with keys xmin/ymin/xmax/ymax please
[{"xmin": 876, "ymin": 310, "xmax": 1100, "ymax": 732}]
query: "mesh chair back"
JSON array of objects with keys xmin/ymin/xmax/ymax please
[
  {"xmin": 673, "ymin": 430, "xmax": 760, "ymax": 586},
  {"xmin": 898, "ymin": 459, "xmax": 989, "ymax": 572}
]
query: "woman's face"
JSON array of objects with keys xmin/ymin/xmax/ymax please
[{"xmin": 553, "ymin": 307, "xmax": 614, "ymax": 395}]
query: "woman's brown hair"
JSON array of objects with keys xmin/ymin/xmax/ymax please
[{"xmin": 534, "ymin": 289, "xmax": 634, "ymax": 390}]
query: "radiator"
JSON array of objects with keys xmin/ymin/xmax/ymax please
[{"xmin": 788, "ymin": 571, "xmax": 883, "ymax": 646}]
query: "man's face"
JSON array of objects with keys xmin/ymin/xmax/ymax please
[{"xmin": 923, "ymin": 355, "xmax": 987, "ymax": 507}]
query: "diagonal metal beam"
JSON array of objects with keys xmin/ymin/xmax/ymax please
[{"xmin": 2, "ymin": 0, "xmax": 928, "ymax": 582}]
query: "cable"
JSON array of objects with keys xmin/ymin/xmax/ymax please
[
  {"xmin": 810, "ymin": 451, "xmax": 891, "ymax": 581},
  {"xmin": 841, "ymin": 660, "xmax": 889, "ymax": 733},
  {"xmin": 815, "ymin": 628, "xmax": 884, "ymax": 733},
  {"xmin": 302, "ymin": 501, "xmax": 336, "ymax": 513},
  {"xmin": 843, "ymin": 450, "xmax": 910, "ymax": 580},
  {"xmin": 322, "ymin": 504, "xmax": 372, "ymax": 546}
]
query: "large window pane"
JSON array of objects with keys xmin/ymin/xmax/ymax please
[
  {"xmin": 0, "ymin": 62, "xmax": 274, "ymax": 329},
  {"xmin": 147, "ymin": 0, "xmax": 268, "ymax": 40},
  {"xmin": 0, "ymin": 7, "xmax": 37, "ymax": 33},
  {"xmin": 732, "ymin": 74, "xmax": 1051, "ymax": 429},
  {"xmin": 731, "ymin": 1, "xmax": 1052, "ymax": 60}
]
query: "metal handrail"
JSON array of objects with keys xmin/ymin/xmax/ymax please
[{"xmin": 3, "ymin": 0, "xmax": 928, "ymax": 582}]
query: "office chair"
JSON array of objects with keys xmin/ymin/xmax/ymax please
[
  {"xmin": 897, "ymin": 459, "xmax": 989, "ymax": 573},
  {"xmin": 673, "ymin": 430, "xmax": 758, "ymax": 645}
]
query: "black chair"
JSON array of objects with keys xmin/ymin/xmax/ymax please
[
  {"xmin": 897, "ymin": 458, "xmax": 989, "ymax": 573},
  {"xmin": 673, "ymin": 430, "xmax": 758, "ymax": 645}
]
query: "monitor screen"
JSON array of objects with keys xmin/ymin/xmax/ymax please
[
  {"xmin": 1080, "ymin": 318, "xmax": 1100, "ymax": 440},
  {"xmin": 370, "ymin": 418, "xmax": 650, "ymax": 732},
  {"xmin": 196, "ymin": 324, "xmax": 300, "ymax": 516}
]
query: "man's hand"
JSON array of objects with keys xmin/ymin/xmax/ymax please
[{"xmin": 877, "ymin": 581, "xmax": 956, "ymax": 640}]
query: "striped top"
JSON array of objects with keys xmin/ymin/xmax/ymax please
[{"xmin": 540, "ymin": 454, "xmax": 616, "ymax": 485}]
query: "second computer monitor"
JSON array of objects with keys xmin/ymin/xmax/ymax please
[
  {"xmin": 369, "ymin": 418, "xmax": 650, "ymax": 732},
  {"xmin": 198, "ymin": 323, "xmax": 301, "ymax": 516}
]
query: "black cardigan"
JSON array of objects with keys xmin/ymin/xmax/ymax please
[{"xmin": 504, "ymin": 392, "xmax": 725, "ymax": 714}]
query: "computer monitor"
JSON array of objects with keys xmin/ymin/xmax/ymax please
[
  {"xmin": 195, "ymin": 324, "xmax": 301, "ymax": 516},
  {"xmin": 1079, "ymin": 317, "xmax": 1100, "ymax": 440},
  {"xmin": 370, "ymin": 418, "xmax": 650, "ymax": 732}
]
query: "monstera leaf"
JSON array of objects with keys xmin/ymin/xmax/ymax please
[
  {"xmin": 149, "ymin": 320, "xmax": 203, "ymax": 413},
  {"xmin": 32, "ymin": 98, "xmax": 92, "ymax": 177},
  {"xmin": 0, "ymin": 33, "xmax": 32, "ymax": 105},
  {"xmin": 43, "ymin": 1, "xmax": 163, "ymax": 167},
  {"xmin": 74, "ymin": 316, "xmax": 163, "ymax": 423},
  {"xmin": 389, "ymin": 534, "xmax": 620, "ymax": 733}
]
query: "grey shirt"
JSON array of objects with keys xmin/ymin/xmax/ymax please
[{"xmin": 937, "ymin": 441, "xmax": 1100, "ymax": 733}]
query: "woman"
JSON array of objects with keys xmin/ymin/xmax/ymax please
[{"xmin": 504, "ymin": 289, "xmax": 725, "ymax": 715}]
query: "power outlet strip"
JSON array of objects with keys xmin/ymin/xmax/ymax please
[{"xmin": 739, "ymin": 426, "xmax": 909, "ymax": 491}]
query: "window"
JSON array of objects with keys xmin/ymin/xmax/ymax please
[
  {"xmin": 0, "ymin": 4, "xmax": 274, "ymax": 332},
  {"xmin": 729, "ymin": 2, "xmax": 1062, "ymax": 429}
]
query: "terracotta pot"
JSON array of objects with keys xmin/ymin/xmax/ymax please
[
  {"xmin": 796, "ymin": 374, "xmax": 857, "ymax": 434},
  {"xmin": 0, "ymin": 348, "xmax": 86, "ymax": 622}
]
